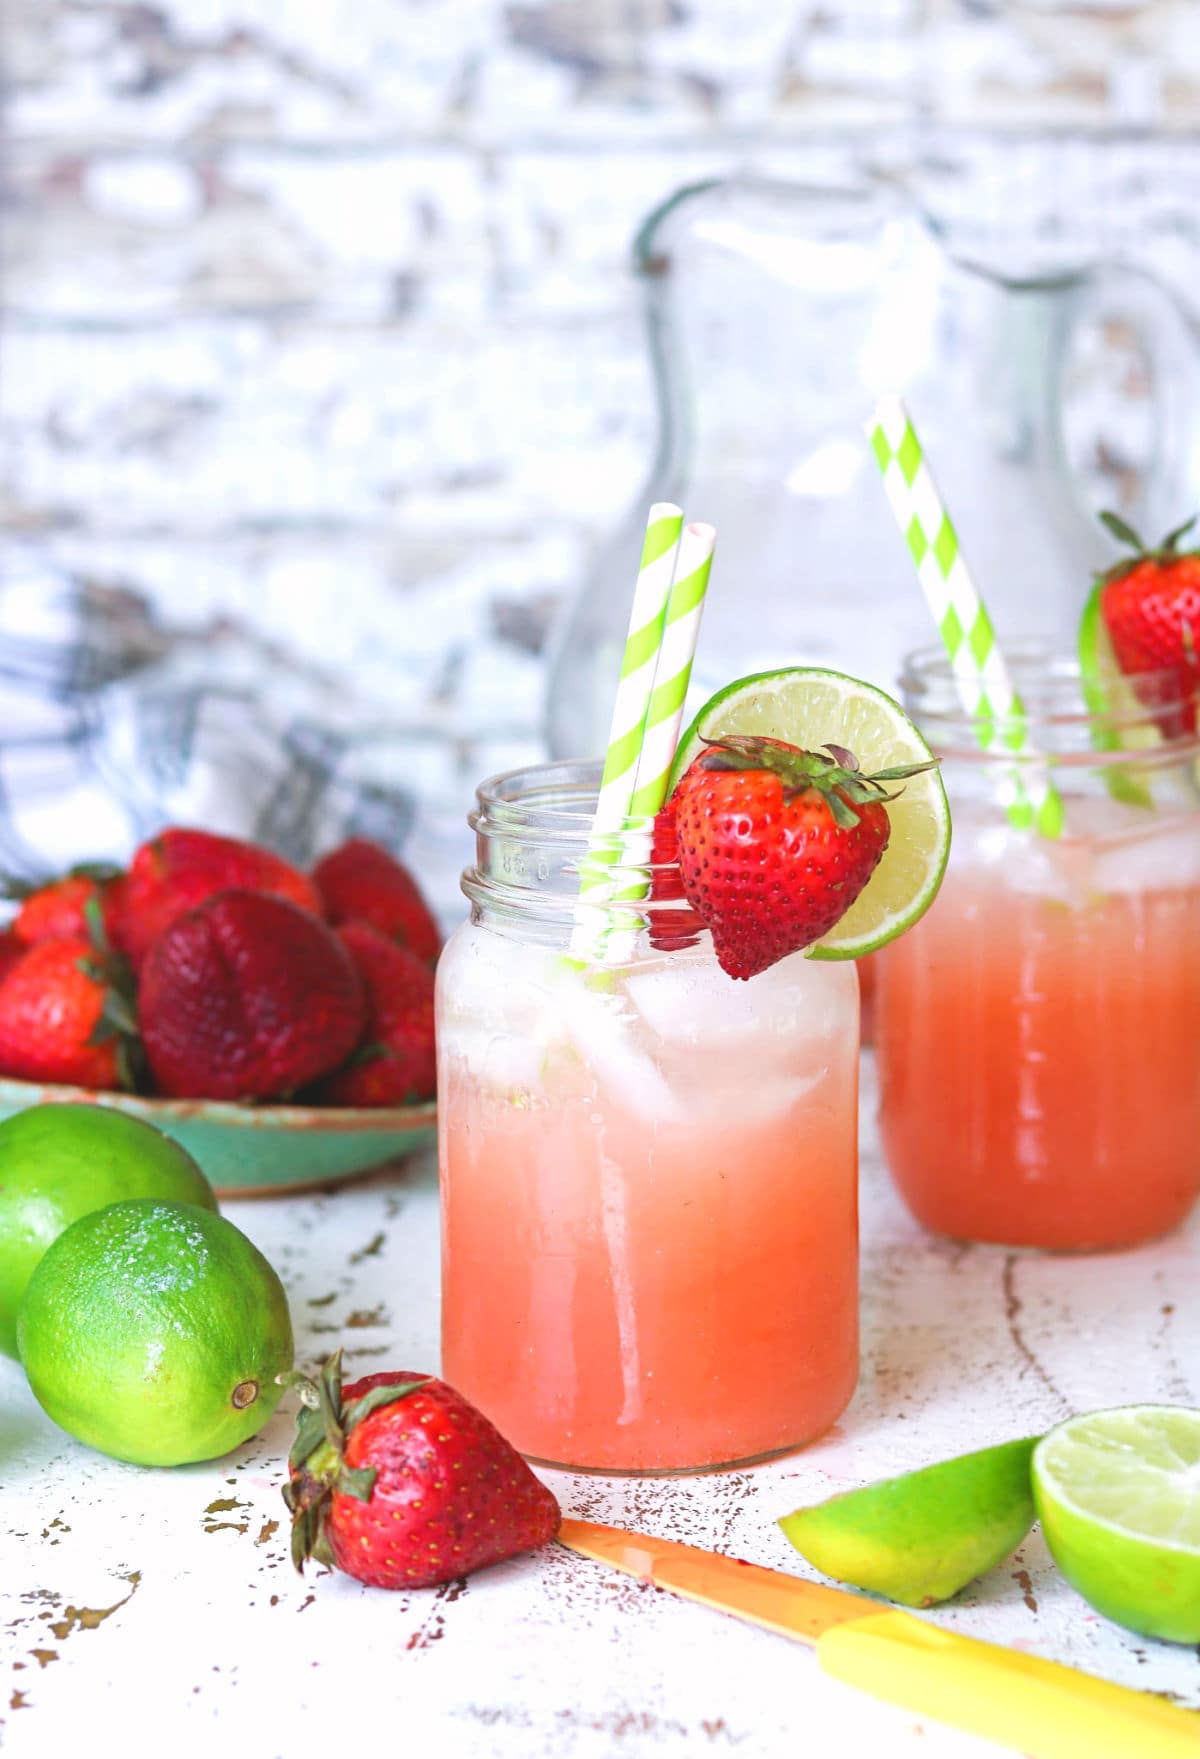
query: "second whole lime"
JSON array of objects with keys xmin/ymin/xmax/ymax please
[
  {"xmin": 0, "ymin": 1103, "xmax": 217, "ymax": 1358},
  {"xmin": 17, "ymin": 1198, "xmax": 293, "ymax": 1467}
]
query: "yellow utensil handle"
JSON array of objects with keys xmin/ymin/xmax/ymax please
[{"xmin": 817, "ymin": 1610, "xmax": 1200, "ymax": 1759}]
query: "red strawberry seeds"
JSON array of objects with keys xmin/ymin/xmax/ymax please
[
  {"xmin": 0, "ymin": 935, "xmax": 139, "ymax": 1089},
  {"xmin": 671, "ymin": 734, "xmax": 934, "ymax": 980},
  {"xmin": 139, "ymin": 890, "xmax": 365, "ymax": 1100},
  {"xmin": 1098, "ymin": 510, "xmax": 1200, "ymax": 736},
  {"xmin": 312, "ymin": 838, "xmax": 441, "ymax": 965},
  {"xmin": 120, "ymin": 827, "xmax": 322, "ymax": 968},
  {"xmin": 12, "ymin": 870, "xmax": 127, "ymax": 949},
  {"xmin": 284, "ymin": 1354, "xmax": 561, "ymax": 1591},
  {"xmin": 314, "ymin": 921, "xmax": 435, "ymax": 1106}
]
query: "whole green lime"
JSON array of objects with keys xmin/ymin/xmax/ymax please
[
  {"xmin": 0, "ymin": 1103, "xmax": 217, "ymax": 1358},
  {"xmin": 17, "ymin": 1198, "xmax": 293, "ymax": 1467}
]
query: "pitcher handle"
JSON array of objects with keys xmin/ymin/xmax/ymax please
[{"xmin": 1049, "ymin": 264, "xmax": 1200, "ymax": 543}]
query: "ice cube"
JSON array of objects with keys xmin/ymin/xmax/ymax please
[
  {"xmin": 957, "ymin": 810, "xmax": 1085, "ymax": 907},
  {"xmin": 437, "ymin": 927, "xmax": 560, "ymax": 1037},
  {"xmin": 624, "ymin": 954, "xmax": 767, "ymax": 1046},
  {"xmin": 438, "ymin": 1025, "xmax": 548, "ymax": 1097},
  {"xmin": 626, "ymin": 944, "xmax": 854, "ymax": 1052},
  {"xmin": 1089, "ymin": 816, "xmax": 1200, "ymax": 899},
  {"xmin": 558, "ymin": 976, "xmax": 686, "ymax": 1126}
]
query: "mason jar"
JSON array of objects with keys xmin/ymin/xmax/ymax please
[
  {"xmin": 436, "ymin": 759, "xmax": 860, "ymax": 1473},
  {"xmin": 877, "ymin": 646, "xmax": 1200, "ymax": 1251}
]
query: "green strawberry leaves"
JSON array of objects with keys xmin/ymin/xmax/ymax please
[
  {"xmin": 1099, "ymin": 510, "xmax": 1146, "ymax": 552},
  {"xmin": 280, "ymin": 1350, "xmax": 432, "ymax": 1572},
  {"xmin": 1098, "ymin": 508, "xmax": 1200, "ymax": 582},
  {"xmin": 697, "ymin": 735, "xmax": 939, "ymax": 831},
  {"xmin": 342, "ymin": 1377, "xmax": 428, "ymax": 1432},
  {"xmin": 76, "ymin": 897, "xmax": 147, "ymax": 1092}
]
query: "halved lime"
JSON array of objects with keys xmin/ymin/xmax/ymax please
[
  {"xmin": 1032, "ymin": 1405, "xmax": 1200, "ymax": 1643},
  {"xmin": 780, "ymin": 1436, "xmax": 1038, "ymax": 1608},
  {"xmin": 668, "ymin": 667, "xmax": 951, "ymax": 959}
]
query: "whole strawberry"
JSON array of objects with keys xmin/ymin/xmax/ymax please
[
  {"xmin": 120, "ymin": 827, "xmax": 322, "ymax": 968},
  {"xmin": 312, "ymin": 839, "xmax": 441, "ymax": 965},
  {"xmin": 313, "ymin": 921, "xmax": 435, "ymax": 1107},
  {"xmin": 283, "ymin": 1353, "xmax": 560, "ymax": 1590},
  {"xmin": 11, "ymin": 869, "xmax": 127, "ymax": 948},
  {"xmin": 139, "ymin": 890, "xmax": 365, "ymax": 1101},
  {"xmin": 672, "ymin": 735, "xmax": 934, "ymax": 980},
  {"xmin": 1097, "ymin": 511, "xmax": 1200, "ymax": 735},
  {"xmin": 0, "ymin": 934, "xmax": 139, "ymax": 1089}
]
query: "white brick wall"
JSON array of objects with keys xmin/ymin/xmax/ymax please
[{"xmin": 3, "ymin": 2, "xmax": 1199, "ymax": 887}]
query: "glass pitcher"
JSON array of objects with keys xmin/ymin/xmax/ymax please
[{"xmin": 545, "ymin": 174, "xmax": 1200, "ymax": 759}]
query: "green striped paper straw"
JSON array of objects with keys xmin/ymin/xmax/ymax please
[
  {"xmin": 867, "ymin": 395, "xmax": 1064, "ymax": 838},
  {"xmin": 629, "ymin": 521, "xmax": 717, "ymax": 820},
  {"xmin": 586, "ymin": 521, "xmax": 717, "ymax": 958},
  {"xmin": 570, "ymin": 503, "xmax": 684, "ymax": 960}
]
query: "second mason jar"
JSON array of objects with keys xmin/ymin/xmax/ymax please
[
  {"xmin": 877, "ymin": 645, "xmax": 1200, "ymax": 1251},
  {"xmin": 437, "ymin": 760, "xmax": 860, "ymax": 1473}
]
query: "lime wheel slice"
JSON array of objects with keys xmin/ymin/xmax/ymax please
[{"xmin": 668, "ymin": 667, "xmax": 951, "ymax": 959}]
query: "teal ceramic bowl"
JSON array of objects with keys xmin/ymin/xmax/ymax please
[{"xmin": 0, "ymin": 1077, "xmax": 437, "ymax": 1198}]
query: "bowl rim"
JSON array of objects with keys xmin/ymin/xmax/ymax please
[{"xmin": 0, "ymin": 1075, "xmax": 436, "ymax": 1134}]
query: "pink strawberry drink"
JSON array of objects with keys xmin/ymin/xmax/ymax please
[
  {"xmin": 876, "ymin": 646, "xmax": 1200, "ymax": 1249},
  {"xmin": 878, "ymin": 792, "xmax": 1200, "ymax": 1249},
  {"xmin": 437, "ymin": 761, "xmax": 859, "ymax": 1473}
]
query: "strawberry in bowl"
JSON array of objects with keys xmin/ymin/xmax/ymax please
[{"xmin": 0, "ymin": 829, "xmax": 445, "ymax": 1194}]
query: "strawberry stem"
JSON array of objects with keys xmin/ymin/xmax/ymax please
[
  {"xmin": 1099, "ymin": 509, "xmax": 1145, "ymax": 553},
  {"xmin": 695, "ymin": 734, "xmax": 938, "ymax": 829},
  {"xmin": 1098, "ymin": 507, "xmax": 1200, "ymax": 578},
  {"xmin": 80, "ymin": 897, "xmax": 147, "ymax": 1092},
  {"xmin": 280, "ymin": 1351, "xmax": 432, "ymax": 1572},
  {"xmin": 1162, "ymin": 515, "xmax": 1198, "ymax": 555}
]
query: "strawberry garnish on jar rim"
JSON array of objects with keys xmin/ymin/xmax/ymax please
[
  {"xmin": 668, "ymin": 734, "xmax": 939, "ymax": 981},
  {"xmin": 1092, "ymin": 509, "xmax": 1200, "ymax": 737}
]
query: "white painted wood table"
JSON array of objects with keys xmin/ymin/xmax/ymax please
[{"xmin": 2, "ymin": 1058, "xmax": 1198, "ymax": 1759}]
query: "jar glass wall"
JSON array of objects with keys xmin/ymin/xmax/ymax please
[
  {"xmin": 437, "ymin": 760, "xmax": 860, "ymax": 1473},
  {"xmin": 876, "ymin": 646, "xmax": 1200, "ymax": 1251}
]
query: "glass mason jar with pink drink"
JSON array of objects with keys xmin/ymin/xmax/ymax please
[
  {"xmin": 876, "ymin": 645, "xmax": 1200, "ymax": 1251},
  {"xmin": 436, "ymin": 759, "xmax": 861, "ymax": 1474}
]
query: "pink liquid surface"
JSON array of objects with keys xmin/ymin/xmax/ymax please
[{"xmin": 439, "ymin": 943, "xmax": 858, "ymax": 1471}]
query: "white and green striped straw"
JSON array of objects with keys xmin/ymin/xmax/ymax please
[
  {"xmin": 569, "ymin": 503, "xmax": 685, "ymax": 960},
  {"xmin": 582, "ymin": 520, "xmax": 717, "ymax": 961},
  {"xmin": 866, "ymin": 395, "xmax": 1064, "ymax": 838},
  {"xmin": 629, "ymin": 521, "xmax": 717, "ymax": 820}
]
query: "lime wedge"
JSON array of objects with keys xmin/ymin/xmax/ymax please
[
  {"xmin": 668, "ymin": 667, "xmax": 951, "ymax": 958},
  {"xmin": 1077, "ymin": 583, "xmax": 1156, "ymax": 809},
  {"xmin": 780, "ymin": 1437, "xmax": 1038, "ymax": 1608},
  {"xmin": 1032, "ymin": 1406, "xmax": 1200, "ymax": 1643}
]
